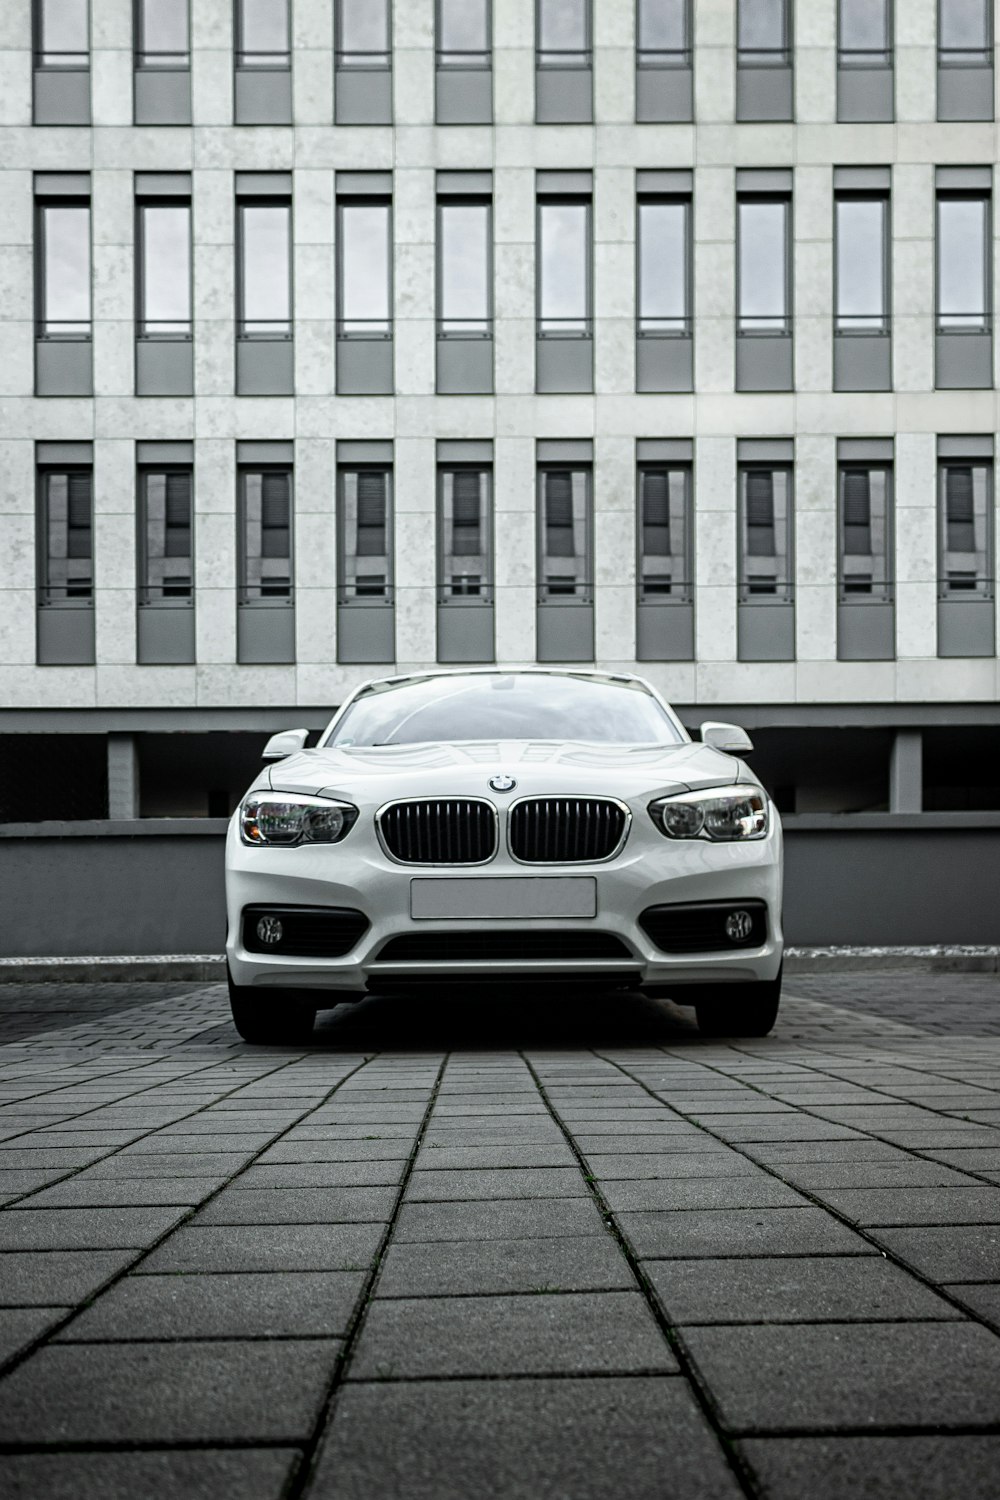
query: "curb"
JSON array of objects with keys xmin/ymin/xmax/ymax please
[{"xmin": 0, "ymin": 947, "xmax": 998, "ymax": 984}]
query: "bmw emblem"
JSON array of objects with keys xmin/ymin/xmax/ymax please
[{"xmin": 489, "ymin": 773, "xmax": 516, "ymax": 793}]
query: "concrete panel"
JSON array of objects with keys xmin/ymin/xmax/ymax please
[
  {"xmin": 436, "ymin": 69, "xmax": 492, "ymax": 124},
  {"xmin": 736, "ymin": 65, "xmax": 793, "ymax": 122},
  {"xmin": 636, "ymin": 335, "xmax": 693, "ymax": 393},
  {"xmin": 834, "ymin": 333, "xmax": 891, "ymax": 392},
  {"xmin": 437, "ymin": 337, "xmax": 493, "ymax": 395},
  {"xmin": 234, "ymin": 69, "xmax": 293, "ymax": 124},
  {"xmin": 335, "ymin": 69, "xmax": 392, "ymax": 124},
  {"xmin": 134, "ymin": 69, "xmax": 192, "ymax": 125},
  {"xmin": 35, "ymin": 340, "xmax": 92, "ymax": 397},
  {"xmin": 837, "ymin": 602, "xmax": 895, "ymax": 660},
  {"xmin": 137, "ymin": 606, "xmax": 196, "ymax": 665},
  {"xmin": 136, "ymin": 339, "xmax": 194, "ymax": 397},
  {"xmin": 836, "ymin": 66, "xmax": 893, "ymax": 123},
  {"xmin": 236, "ymin": 604, "xmax": 295, "ymax": 664},
  {"xmin": 337, "ymin": 338, "xmax": 393, "ymax": 395},
  {"xmin": 536, "ymin": 337, "xmax": 593, "ymax": 394},
  {"xmin": 937, "ymin": 598, "xmax": 996, "ymax": 658},
  {"xmin": 535, "ymin": 68, "xmax": 592, "ymax": 123},
  {"xmin": 738, "ymin": 603, "xmax": 796, "ymax": 662},
  {"xmin": 337, "ymin": 604, "xmax": 395, "ymax": 664},
  {"xmin": 736, "ymin": 334, "xmax": 793, "ymax": 392},
  {"xmin": 536, "ymin": 603, "xmax": 594, "ymax": 662},
  {"xmin": 937, "ymin": 65, "xmax": 994, "ymax": 122},
  {"xmin": 36, "ymin": 606, "xmax": 95, "ymax": 666},
  {"xmin": 636, "ymin": 602, "xmax": 694, "ymax": 662},
  {"xmin": 437, "ymin": 601, "xmax": 495, "ymax": 662},
  {"xmin": 935, "ymin": 332, "xmax": 993, "ymax": 391},
  {"xmin": 33, "ymin": 70, "xmax": 90, "ymax": 125},
  {"xmin": 635, "ymin": 66, "xmax": 693, "ymax": 123},
  {"xmin": 236, "ymin": 340, "xmax": 294, "ymax": 396}
]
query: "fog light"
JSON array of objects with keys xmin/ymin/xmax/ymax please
[
  {"xmin": 256, "ymin": 915, "xmax": 284, "ymax": 947},
  {"xmin": 725, "ymin": 910, "xmax": 754, "ymax": 944}
]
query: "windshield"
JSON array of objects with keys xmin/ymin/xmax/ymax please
[{"xmin": 326, "ymin": 674, "xmax": 684, "ymax": 748}]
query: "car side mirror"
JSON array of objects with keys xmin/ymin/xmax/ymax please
[
  {"xmin": 699, "ymin": 721, "xmax": 754, "ymax": 755},
  {"xmin": 262, "ymin": 728, "xmax": 309, "ymax": 761}
]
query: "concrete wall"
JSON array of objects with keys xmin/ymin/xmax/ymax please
[{"xmin": 1, "ymin": 816, "xmax": 997, "ymax": 957}]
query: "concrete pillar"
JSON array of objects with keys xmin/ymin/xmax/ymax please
[
  {"xmin": 889, "ymin": 729, "xmax": 923, "ymax": 814},
  {"xmin": 107, "ymin": 733, "xmax": 139, "ymax": 820}
]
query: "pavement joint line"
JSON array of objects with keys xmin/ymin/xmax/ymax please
[
  {"xmin": 519, "ymin": 1049, "xmax": 763, "ymax": 1500},
  {"xmin": 285, "ymin": 1052, "xmax": 449, "ymax": 1500},
  {"xmin": 599, "ymin": 1047, "xmax": 1000, "ymax": 1344},
  {"xmin": 0, "ymin": 1046, "xmax": 375, "ymax": 1393}
]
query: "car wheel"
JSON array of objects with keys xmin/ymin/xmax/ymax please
[
  {"xmin": 227, "ymin": 968, "xmax": 316, "ymax": 1045},
  {"xmin": 695, "ymin": 968, "xmax": 782, "ymax": 1038}
]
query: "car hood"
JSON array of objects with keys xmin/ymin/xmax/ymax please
[{"xmin": 263, "ymin": 740, "xmax": 755, "ymax": 804}]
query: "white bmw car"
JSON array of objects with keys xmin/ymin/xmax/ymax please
[{"xmin": 225, "ymin": 669, "xmax": 783, "ymax": 1044}]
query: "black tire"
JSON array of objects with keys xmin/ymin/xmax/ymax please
[
  {"xmin": 695, "ymin": 968, "xmax": 782, "ymax": 1038},
  {"xmin": 228, "ymin": 968, "xmax": 316, "ymax": 1045}
]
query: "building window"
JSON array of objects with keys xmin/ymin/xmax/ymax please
[
  {"xmin": 237, "ymin": 193, "xmax": 292, "ymax": 340},
  {"xmin": 538, "ymin": 467, "xmax": 592, "ymax": 601},
  {"xmin": 439, "ymin": 467, "xmax": 492, "ymax": 599},
  {"xmin": 34, "ymin": 0, "xmax": 88, "ymax": 69},
  {"xmin": 738, "ymin": 466, "xmax": 793, "ymax": 600},
  {"xmin": 937, "ymin": 190, "xmax": 991, "ymax": 334},
  {"xmin": 839, "ymin": 465, "xmax": 893, "ymax": 599},
  {"xmin": 137, "ymin": 196, "xmax": 191, "ymax": 340},
  {"xmin": 238, "ymin": 469, "xmax": 292, "ymax": 601},
  {"xmin": 235, "ymin": 0, "xmax": 290, "ymax": 68},
  {"xmin": 839, "ymin": 0, "xmax": 891, "ymax": 68},
  {"xmin": 138, "ymin": 468, "xmax": 193, "ymax": 602},
  {"xmin": 638, "ymin": 0, "xmax": 690, "ymax": 68},
  {"xmin": 339, "ymin": 468, "xmax": 393, "ymax": 601},
  {"xmin": 637, "ymin": 194, "xmax": 690, "ymax": 338},
  {"xmin": 939, "ymin": 0, "xmax": 992, "ymax": 67},
  {"xmin": 438, "ymin": 0, "xmax": 490, "ymax": 68},
  {"xmin": 438, "ymin": 195, "xmax": 492, "ymax": 339},
  {"xmin": 638, "ymin": 465, "xmax": 691, "ymax": 600},
  {"xmin": 36, "ymin": 195, "xmax": 90, "ymax": 342},
  {"xmin": 835, "ymin": 191, "xmax": 889, "ymax": 334},
  {"xmin": 939, "ymin": 458, "xmax": 993, "ymax": 596},
  {"xmin": 37, "ymin": 467, "xmax": 92, "ymax": 603},
  {"xmin": 737, "ymin": 0, "xmax": 791, "ymax": 66},
  {"xmin": 135, "ymin": 0, "xmax": 189, "ymax": 69},
  {"xmin": 336, "ymin": 0, "xmax": 391, "ymax": 69},
  {"xmin": 737, "ymin": 194, "xmax": 790, "ymax": 335},
  {"xmin": 537, "ymin": 0, "xmax": 591, "ymax": 68},
  {"xmin": 537, "ymin": 196, "xmax": 591, "ymax": 338},
  {"xmin": 338, "ymin": 198, "xmax": 392, "ymax": 340}
]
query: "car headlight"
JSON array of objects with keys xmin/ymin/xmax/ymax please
[
  {"xmin": 649, "ymin": 785, "xmax": 769, "ymax": 842},
  {"xmin": 240, "ymin": 793, "xmax": 358, "ymax": 847}
]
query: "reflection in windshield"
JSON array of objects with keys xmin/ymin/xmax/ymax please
[{"xmin": 326, "ymin": 675, "xmax": 683, "ymax": 747}]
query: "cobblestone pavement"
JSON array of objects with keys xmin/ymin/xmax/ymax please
[{"xmin": 0, "ymin": 976, "xmax": 999, "ymax": 1498}]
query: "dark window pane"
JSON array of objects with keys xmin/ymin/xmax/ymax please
[
  {"xmin": 940, "ymin": 0, "xmax": 990, "ymax": 52},
  {"xmin": 739, "ymin": 0, "xmax": 786, "ymax": 53}
]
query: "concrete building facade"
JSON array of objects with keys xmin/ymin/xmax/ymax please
[{"xmin": 1, "ymin": 0, "xmax": 1000, "ymax": 949}]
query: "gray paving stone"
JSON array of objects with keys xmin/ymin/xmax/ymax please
[
  {"xmin": 56, "ymin": 1270, "xmax": 366, "ymax": 1340},
  {"xmin": 0, "ymin": 1450, "xmax": 299, "ymax": 1500},
  {"xmin": 0, "ymin": 1170, "xmax": 61, "ymax": 1195},
  {"xmin": 620, "ymin": 1208, "xmax": 873, "ymax": 1260},
  {"xmin": 350, "ymin": 1292, "xmax": 675, "ymax": 1380},
  {"xmin": 376, "ymin": 1235, "xmax": 634, "ymax": 1299},
  {"xmin": 413, "ymin": 1144, "xmax": 575, "ymax": 1169},
  {"xmin": 815, "ymin": 1185, "xmax": 1000, "ymax": 1226},
  {"xmin": 739, "ymin": 1435, "xmax": 1000, "ymax": 1500},
  {"xmin": 772, "ymin": 1161, "xmax": 976, "ymax": 1190},
  {"xmin": 691, "ymin": 1120, "xmax": 865, "ymax": 1142},
  {"xmin": 942, "ymin": 1283, "xmax": 1000, "ymax": 1323},
  {"xmin": 122, "ymin": 1134, "xmax": 277, "ymax": 1153},
  {"xmin": 920, "ymin": 1147, "xmax": 1000, "ymax": 1170},
  {"xmin": 574, "ymin": 1134, "xmax": 726, "ymax": 1154},
  {"xmin": 873, "ymin": 1226, "xmax": 1000, "ymax": 1282},
  {"xmin": 14, "ymin": 1178, "xmax": 224, "ymax": 1209},
  {"xmin": 584, "ymin": 1153, "xmax": 756, "ymax": 1179},
  {"xmin": 681, "ymin": 1323, "xmax": 1000, "ymax": 1432},
  {"xmin": 0, "ymin": 1206, "xmax": 189, "ymax": 1251},
  {"xmin": 404, "ymin": 1167, "xmax": 585, "ymax": 1203},
  {"xmin": 741, "ymin": 1141, "xmax": 911, "ymax": 1165},
  {"xmin": 394, "ymin": 1197, "xmax": 607, "ymax": 1243},
  {"xmin": 191, "ymin": 1185, "xmax": 396, "ymax": 1225},
  {"xmin": 600, "ymin": 1177, "xmax": 809, "ymax": 1214},
  {"xmin": 235, "ymin": 1160, "xmax": 405, "ymax": 1189},
  {"xmin": 645, "ymin": 1256, "xmax": 963, "ymax": 1325},
  {"xmin": 0, "ymin": 1340, "xmax": 339, "ymax": 1443},
  {"xmin": 313, "ymin": 1377, "xmax": 741, "ymax": 1500},
  {"xmin": 257, "ymin": 1141, "xmax": 412, "ymax": 1164},
  {"xmin": 80, "ymin": 1151, "xmax": 254, "ymax": 1178},
  {"xmin": 139, "ymin": 1222, "xmax": 383, "ymax": 1273},
  {"xmin": 0, "ymin": 1250, "xmax": 138, "ymax": 1306},
  {"xmin": 0, "ymin": 1148, "xmax": 110, "ymax": 1169},
  {"xmin": 0, "ymin": 1306, "xmax": 70, "ymax": 1365}
]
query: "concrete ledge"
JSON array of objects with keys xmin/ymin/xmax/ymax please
[{"xmin": 1, "ymin": 947, "xmax": 999, "ymax": 984}]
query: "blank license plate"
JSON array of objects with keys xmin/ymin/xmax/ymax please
[{"xmin": 410, "ymin": 877, "xmax": 597, "ymax": 921}]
